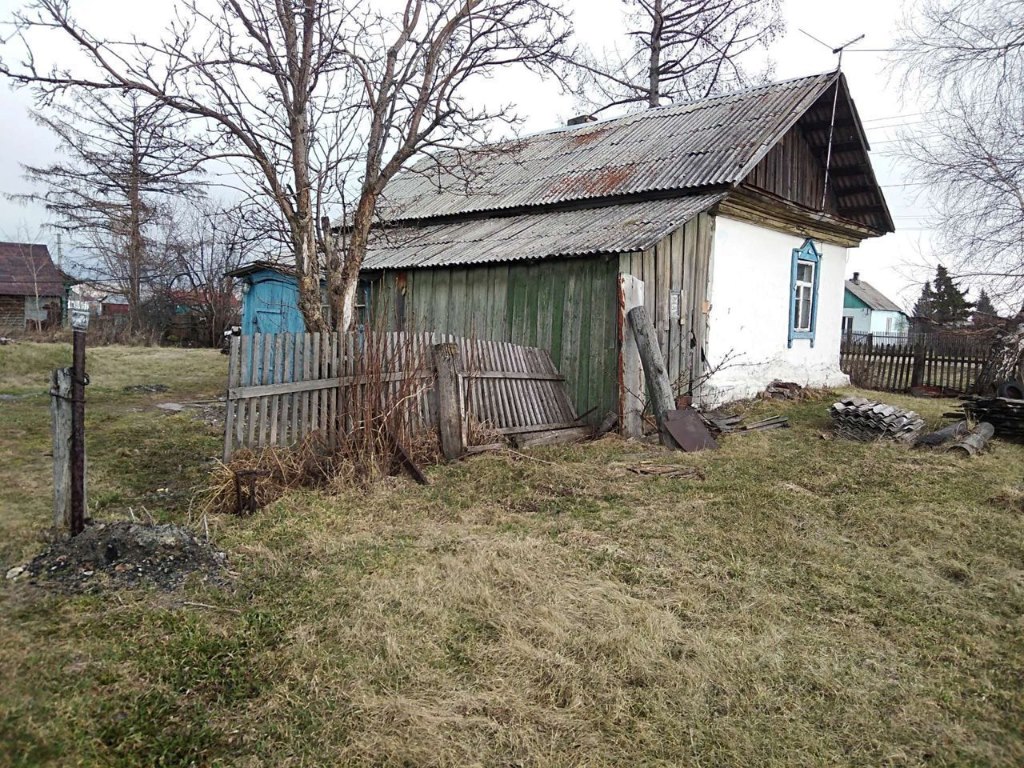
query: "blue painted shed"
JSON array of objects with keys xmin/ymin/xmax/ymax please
[{"xmin": 229, "ymin": 264, "xmax": 308, "ymax": 336}]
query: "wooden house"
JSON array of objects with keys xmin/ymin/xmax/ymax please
[
  {"xmin": 235, "ymin": 72, "xmax": 893, "ymax": 423},
  {"xmin": 0, "ymin": 242, "xmax": 66, "ymax": 333}
]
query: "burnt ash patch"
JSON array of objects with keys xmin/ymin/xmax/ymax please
[{"xmin": 23, "ymin": 522, "xmax": 227, "ymax": 593}]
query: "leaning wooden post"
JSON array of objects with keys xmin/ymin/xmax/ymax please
[
  {"xmin": 433, "ymin": 342, "xmax": 465, "ymax": 461},
  {"xmin": 617, "ymin": 274, "xmax": 646, "ymax": 439},
  {"xmin": 627, "ymin": 306, "xmax": 677, "ymax": 448},
  {"xmin": 50, "ymin": 367, "xmax": 73, "ymax": 530}
]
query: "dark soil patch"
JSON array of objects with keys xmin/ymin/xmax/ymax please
[{"xmin": 22, "ymin": 522, "xmax": 227, "ymax": 593}]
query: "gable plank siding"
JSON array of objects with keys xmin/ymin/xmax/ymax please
[{"xmin": 746, "ymin": 124, "xmax": 839, "ymax": 214}]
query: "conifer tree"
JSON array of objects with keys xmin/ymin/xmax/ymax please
[
  {"xmin": 974, "ymin": 289, "xmax": 997, "ymax": 318},
  {"xmin": 913, "ymin": 280, "xmax": 936, "ymax": 320},
  {"xmin": 930, "ymin": 265, "xmax": 974, "ymax": 325}
]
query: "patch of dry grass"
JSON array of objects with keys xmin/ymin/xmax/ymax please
[
  {"xmin": 2, "ymin": 377, "xmax": 1023, "ymax": 766},
  {"xmin": 0, "ymin": 341, "xmax": 226, "ymax": 395}
]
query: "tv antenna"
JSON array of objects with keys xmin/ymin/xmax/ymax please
[{"xmin": 798, "ymin": 30, "xmax": 866, "ymax": 209}]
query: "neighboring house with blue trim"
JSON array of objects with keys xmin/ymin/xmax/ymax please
[
  {"xmin": 842, "ymin": 273, "xmax": 908, "ymax": 342},
  {"xmin": 233, "ymin": 72, "xmax": 894, "ymax": 412}
]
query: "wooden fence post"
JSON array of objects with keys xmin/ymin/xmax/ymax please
[
  {"xmin": 433, "ymin": 342, "xmax": 465, "ymax": 460},
  {"xmin": 627, "ymin": 306, "xmax": 677, "ymax": 448},
  {"xmin": 50, "ymin": 367, "xmax": 72, "ymax": 530},
  {"xmin": 617, "ymin": 274, "xmax": 646, "ymax": 439},
  {"xmin": 911, "ymin": 335, "xmax": 927, "ymax": 388}
]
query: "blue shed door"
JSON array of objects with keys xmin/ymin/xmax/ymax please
[{"xmin": 255, "ymin": 309, "xmax": 287, "ymax": 335}]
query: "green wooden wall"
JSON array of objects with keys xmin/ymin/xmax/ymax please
[{"xmin": 369, "ymin": 255, "xmax": 621, "ymax": 423}]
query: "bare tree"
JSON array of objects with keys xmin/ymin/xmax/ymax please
[
  {"xmin": 16, "ymin": 240, "xmax": 52, "ymax": 331},
  {"xmin": 0, "ymin": 0, "xmax": 571, "ymax": 333},
  {"xmin": 330, "ymin": 0, "xmax": 572, "ymax": 330},
  {"xmin": 14, "ymin": 89, "xmax": 203, "ymax": 332},
  {"xmin": 895, "ymin": 0, "xmax": 1024, "ymax": 303},
  {"xmin": 162, "ymin": 200, "xmax": 255, "ymax": 346},
  {"xmin": 568, "ymin": 0, "xmax": 783, "ymax": 114}
]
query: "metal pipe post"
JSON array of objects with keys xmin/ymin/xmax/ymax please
[{"xmin": 69, "ymin": 329, "xmax": 86, "ymax": 536}]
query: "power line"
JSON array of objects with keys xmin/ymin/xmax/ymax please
[{"xmin": 880, "ymin": 182, "xmax": 932, "ymax": 188}]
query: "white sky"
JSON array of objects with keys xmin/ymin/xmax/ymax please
[{"xmin": 0, "ymin": 0, "xmax": 943, "ymax": 311}]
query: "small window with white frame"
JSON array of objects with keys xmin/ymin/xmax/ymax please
[
  {"xmin": 788, "ymin": 239, "xmax": 821, "ymax": 347},
  {"xmin": 794, "ymin": 260, "xmax": 815, "ymax": 331}
]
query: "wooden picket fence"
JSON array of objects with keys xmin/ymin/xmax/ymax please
[
  {"xmin": 223, "ymin": 330, "xmax": 579, "ymax": 460},
  {"xmin": 840, "ymin": 332, "xmax": 994, "ymax": 394}
]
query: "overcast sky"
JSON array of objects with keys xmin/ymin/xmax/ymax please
[{"xmin": 0, "ymin": 0, "xmax": 941, "ymax": 311}]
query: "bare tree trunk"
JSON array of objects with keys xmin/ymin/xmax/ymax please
[
  {"xmin": 290, "ymin": 226, "xmax": 325, "ymax": 334},
  {"xmin": 127, "ymin": 183, "xmax": 144, "ymax": 334},
  {"xmin": 126, "ymin": 110, "xmax": 146, "ymax": 335},
  {"xmin": 337, "ymin": 191, "xmax": 378, "ymax": 332},
  {"xmin": 648, "ymin": 0, "xmax": 663, "ymax": 108}
]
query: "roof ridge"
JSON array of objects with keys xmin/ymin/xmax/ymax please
[
  {"xmin": 495, "ymin": 70, "xmax": 839, "ymax": 143},
  {"xmin": 403, "ymin": 71, "xmax": 839, "ymax": 164}
]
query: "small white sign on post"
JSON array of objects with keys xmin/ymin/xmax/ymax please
[{"xmin": 68, "ymin": 299, "xmax": 90, "ymax": 331}]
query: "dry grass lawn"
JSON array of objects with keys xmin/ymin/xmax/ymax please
[{"xmin": 2, "ymin": 343, "xmax": 1023, "ymax": 767}]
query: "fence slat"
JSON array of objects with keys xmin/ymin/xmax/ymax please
[
  {"xmin": 223, "ymin": 337, "xmax": 240, "ymax": 460},
  {"xmin": 841, "ymin": 330, "xmax": 998, "ymax": 396},
  {"xmin": 300, "ymin": 333, "xmax": 311, "ymax": 441},
  {"xmin": 224, "ymin": 330, "xmax": 582, "ymax": 459}
]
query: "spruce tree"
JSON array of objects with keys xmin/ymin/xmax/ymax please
[
  {"xmin": 929, "ymin": 265, "xmax": 974, "ymax": 325},
  {"xmin": 974, "ymin": 289, "xmax": 997, "ymax": 318},
  {"xmin": 913, "ymin": 280, "xmax": 936, "ymax": 319}
]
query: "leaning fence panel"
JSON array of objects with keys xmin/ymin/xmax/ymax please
[{"xmin": 224, "ymin": 330, "xmax": 580, "ymax": 460}]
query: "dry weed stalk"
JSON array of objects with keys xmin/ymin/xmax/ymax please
[
  {"xmin": 198, "ymin": 433, "xmax": 336, "ymax": 516},
  {"xmin": 336, "ymin": 325, "xmax": 443, "ymax": 483}
]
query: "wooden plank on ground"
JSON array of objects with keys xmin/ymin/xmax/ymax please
[{"xmin": 513, "ymin": 426, "xmax": 591, "ymax": 449}]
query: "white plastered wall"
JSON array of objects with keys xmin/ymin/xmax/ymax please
[
  {"xmin": 842, "ymin": 306, "xmax": 872, "ymax": 334},
  {"xmin": 703, "ymin": 215, "xmax": 851, "ymax": 405},
  {"xmin": 869, "ymin": 309, "xmax": 907, "ymax": 335}
]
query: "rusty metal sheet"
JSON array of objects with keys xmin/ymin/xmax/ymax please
[{"xmin": 663, "ymin": 408, "xmax": 719, "ymax": 452}]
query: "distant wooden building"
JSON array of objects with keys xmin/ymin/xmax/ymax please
[
  {"xmin": 236, "ymin": 72, "xmax": 894, "ymax": 420},
  {"xmin": 0, "ymin": 242, "xmax": 66, "ymax": 333}
]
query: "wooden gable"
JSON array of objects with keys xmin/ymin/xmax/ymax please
[
  {"xmin": 737, "ymin": 75, "xmax": 893, "ymax": 238},
  {"xmin": 744, "ymin": 122, "xmax": 840, "ymax": 214}
]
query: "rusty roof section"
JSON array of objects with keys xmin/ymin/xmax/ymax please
[
  {"xmin": 362, "ymin": 193, "xmax": 726, "ymax": 271},
  {"xmin": 378, "ymin": 72, "xmax": 857, "ymax": 221},
  {"xmin": 0, "ymin": 242, "xmax": 65, "ymax": 297}
]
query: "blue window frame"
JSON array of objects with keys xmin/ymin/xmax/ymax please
[{"xmin": 788, "ymin": 239, "xmax": 821, "ymax": 348}]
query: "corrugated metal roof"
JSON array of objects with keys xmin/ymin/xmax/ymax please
[
  {"xmin": 0, "ymin": 242, "xmax": 65, "ymax": 297},
  {"xmin": 377, "ymin": 73, "xmax": 837, "ymax": 222},
  {"xmin": 846, "ymin": 279, "xmax": 904, "ymax": 313},
  {"xmin": 362, "ymin": 193, "xmax": 725, "ymax": 270}
]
